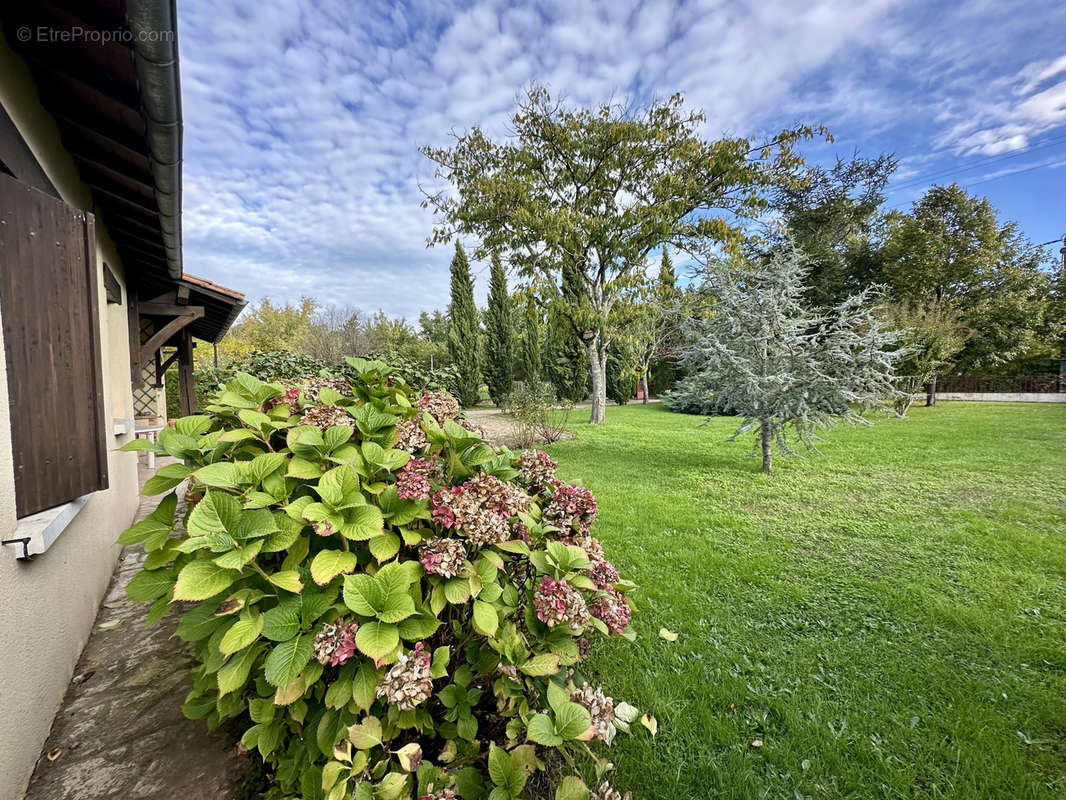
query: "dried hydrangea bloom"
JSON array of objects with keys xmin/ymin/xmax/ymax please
[
  {"xmin": 420, "ymin": 788, "xmax": 458, "ymax": 800},
  {"xmin": 393, "ymin": 417, "xmax": 428, "ymax": 453},
  {"xmin": 301, "ymin": 376, "xmax": 350, "ymax": 402},
  {"xmin": 430, "ymin": 486, "xmax": 461, "ymax": 530},
  {"xmin": 589, "ymin": 587, "xmax": 632, "ymax": 634},
  {"xmin": 577, "ymin": 636, "xmax": 591, "ymax": 661},
  {"xmin": 419, "ymin": 537, "xmax": 467, "ymax": 578},
  {"xmin": 533, "ymin": 576, "xmax": 590, "ymax": 631},
  {"xmin": 396, "ymin": 458, "xmax": 436, "ymax": 500},
  {"xmin": 564, "ymin": 533, "xmax": 605, "ymax": 562},
  {"xmin": 591, "ymin": 782, "xmax": 631, "ymax": 800},
  {"xmin": 570, "ymin": 682, "xmax": 616, "ymax": 743},
  {"xmin": 299, "ymin": 405, "xmax": 353, "ymax": 430},
  {"xmin": 587, "ymin": 558, "xmax": 620, "ymax": 589},
  {"xmin": 417, "ymin": 391, "xmax": 460, "ymax": 423},
  {"xmin": 431, "ymin": 475, "xmax": 530, "ymax": 547},
  {"xmin": 497, "ymin": 663, "xmax": 519, "ymax": 681},
  {"xmin": 464, "ymin": 473, "xmax": 530, "ymax": 518},
  {"xmin": 376, "ymin": 642, "xmax": 433, "ymax": 710},
  {"xmin": 544, "ymin": 483, "xmax": 597, "ymax": 534},
  {"xmin": 265, "ymin": 384, "xmax": 301, "ymax": 415},
  {"xmin": 516, "ymin": 449, "xmax": 558, "ymax": 493},
  {"xmin": 313, "ymin": 620, "xmax": 359, "ymax": 666},
  {"xmin": 458, "ymin": 419, "xmax": 487, "ymax": 439}
]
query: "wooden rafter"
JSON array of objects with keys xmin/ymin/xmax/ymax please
[{"xmin": 139, "ymin": 307, "xmax": 204, "ymax": 366}]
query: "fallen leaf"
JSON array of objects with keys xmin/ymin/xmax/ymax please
[
  {"xmin": 71, "ymin": 670, "xmax": 96, "ymax": 685},
  {"xmin": 46, "ymin": 748, "xmax": 62, "ymax": 762},
  {"xmin": 102, "ymin": 600, "xmax": 125, "ymax": 609},
  {"xmin": 640, "ymin": 713, "xmax": 658, "ymax": 737},
  {"xmin": 751, "ymin": 739, "xmax": 763, "ymax": 748},
  {"xmin": 658, "ymin": 628, "xmax": 679, "ymax": 642},
  {"xmin": 98, "ymin": 620, "xmax": 122, "ymax": 631}
]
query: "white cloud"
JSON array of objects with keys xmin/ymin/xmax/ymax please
[{"xmin": 175, "ymin": 0, "xmax": 1066, "ymax": 317}]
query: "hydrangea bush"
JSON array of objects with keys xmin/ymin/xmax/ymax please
[{"xmin": 119, "ymin": 358, "xmax": 640, "ymax": 800}]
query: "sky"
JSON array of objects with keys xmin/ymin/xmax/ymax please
[{"xmin": 176, "ymin": 0, "xmax": 1066, "ymax": 320}]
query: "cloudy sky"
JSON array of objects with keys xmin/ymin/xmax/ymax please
[{"xmin": 176, "ymin": 0, "xmax": 1066, "ymax": 319}]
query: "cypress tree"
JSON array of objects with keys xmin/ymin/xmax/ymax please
[
  {"xmin": 446, "ymin": 242, "xmax": 482, "ymax": 407},
  {"xmin": 484, "ymin": 253, "xmax": 514, "ymax": 405},
  {"xmin": 650, "ymin": 249, "xmax": 679, "ymax": 395},
  {"xmin": 517, "ymin": 296, "xmax": 542, "ymax": 383},
  {"xmin": 658, "ymin": 248, "xmax": 676, "ymax": 292}
]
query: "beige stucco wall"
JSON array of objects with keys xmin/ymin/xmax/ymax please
[{"xmin": 0, "ymin": 31, "xmax": 141, "ymax": 800}]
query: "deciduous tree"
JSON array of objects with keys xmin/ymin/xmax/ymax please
[
  {"xmin": 422, "ymin": 86, "xmax": 823, "ymax": 423},
  {"xmin": 882, "ymin": 183, "xmax": 1057, "ymax": 402}
]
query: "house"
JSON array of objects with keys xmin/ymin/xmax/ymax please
[{"xmin": 0, "ymin": 2, "xmax": 244, "ymax": 796}]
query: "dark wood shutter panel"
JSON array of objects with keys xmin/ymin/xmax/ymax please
[{"xmin": 0, "ymin": 173, "xmax": 108, "ymax": 516}]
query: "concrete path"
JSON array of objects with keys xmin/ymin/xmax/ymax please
[{"xmin": 22, "ymin": 461, "xmax": 245, "ymax": 800}]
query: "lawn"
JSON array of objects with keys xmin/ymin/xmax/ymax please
[{"xmin": 546, "ymin": 402, "xmax": 1066, "ymax": 799}]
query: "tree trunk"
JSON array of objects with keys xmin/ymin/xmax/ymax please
[
  {"xmin": 641, "ymin": 372, "xmax": 649, "ymax": 404},
  {"xmin": 760, "ymin": 419, "xmax": 773, "ymax": 473},
  {"xmin": 585, "ymin": 338, "xmax": 606, "ymax": 424},
  {"xmin": 925, "ymin": 376, "xmax": 937, "ymax": 407}
]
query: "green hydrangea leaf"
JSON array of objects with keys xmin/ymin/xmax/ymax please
[
  {"xmin": 352, "ymin": 662, "xmax": 382, "ymax": 710},
  {"xmin": 518, "ymin": 653, "xmax": 561, "ymax": 677},
  {"xmin": 264, "ymin": 634, "xmax": 314, "ymax": 687},
  {"xmin": 311, "ymin": 550, "xmax": 358, "ymax": 586},
  {"xmin": 268, "ymin": 570, "xmax": 304, "ymax": 594},
  {"xmin": 355, "ymin": 621, "xmax": 399, "ymax": 660},
  {"xmin": 526, "ymin": 714, "xmax": 563, "ymax": 746},
  {"xmin": 188, "ymin": 491, "xmax": 241, "ymax": 539},
  {"xmin": 555, "ymin": 776, "xmax": 590, "ymax": 800},
  {"xmin": 262, "ymin": 597, "xmax": 302, "ymax": 641},
  {"xmin": 219, "ymin": 613, "xmax": 264, "ymax": 656},
  {"xmin": 554, "ymin": 701, "xmax": 593, "ymax": 741},
  {"xmin": 472, "ymin": 600, "xmax": 498, "ymax": 637},
  {"xmin": 217, "ymin": 643, "xmax": 263, "ymax": 695},
  {"xmin": 194, "ymin": 462, "xmax": 240, "ymax": 488},
  {"xmin": 125, "ymin": 568, "xmax": 176, "ymax": 602},
  {"xmin": 173, "ymin": 560, "xmax": 238, "ymax": 601},
  {"xmin": 340, "ymin": 505, "xmax": 386, "ymax": 541}
]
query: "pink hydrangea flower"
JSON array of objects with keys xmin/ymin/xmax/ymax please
[
  {"xmin": 544, "ymin": 483, "xmax": 597, "ymax": 534},
  {"xmin": 589, "ymin": 587, "xmax": 632, "ymax": 634},
  {"xmin": 533, "ymin": 576, "xmax": 590, "ymax": 631},
  {"xmin": 397, "ymin": 458, "xmax": 435, "ymax": 500}
]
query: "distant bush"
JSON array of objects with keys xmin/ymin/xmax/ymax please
[
  {"xmin": 119, "ymin": 358, "xmax": 641, "ymax": 800},
  {"xmin": 507, "ymin": 382, "xmax": 573, "ymax": 448},
  {"xmin": 661, "ymin": 373, "xmax": 722, "ymax": 415}
]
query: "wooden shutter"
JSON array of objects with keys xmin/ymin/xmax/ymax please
[{"xmin": 0, "ymin": 173, "xmax": 108, "ymax": 516}]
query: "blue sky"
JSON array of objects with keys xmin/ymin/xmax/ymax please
[{"xmin": 177, "ymin": 0, "xmax": 1066, "ymax": 319}]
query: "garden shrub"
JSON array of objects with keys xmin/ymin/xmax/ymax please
[
  {"xmin": 120, "ymin": 358, "xmax": 640, "ymax": 800},
  {"xmin": 195, "ymin": 351, "xmax": 460, "ymax": 415},
  {"xmin": 506, "ymin": 382, "xmax": 573, "ymax": 449}
]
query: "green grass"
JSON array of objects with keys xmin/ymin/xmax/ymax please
[{"xmin": 546, "ymin": 402, "xmax": 1066, "ymax": 799}]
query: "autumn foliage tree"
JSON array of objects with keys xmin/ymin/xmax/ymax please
[{"xmin": 422, "ymin": 86, "xmax": 825, "ymax": 423}]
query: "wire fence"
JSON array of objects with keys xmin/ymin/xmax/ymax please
[{"xmin": 935, "ymin": 374, "xmax": 1064, "ymax": 393}]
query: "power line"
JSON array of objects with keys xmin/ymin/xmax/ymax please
[
  {"xmin": 887, "ymin": 131, "xmax": 1066, "ymax": 193},
  {"xmin": 964, "ymin": 156, "xmax": 1066, "ymax": 189}
]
